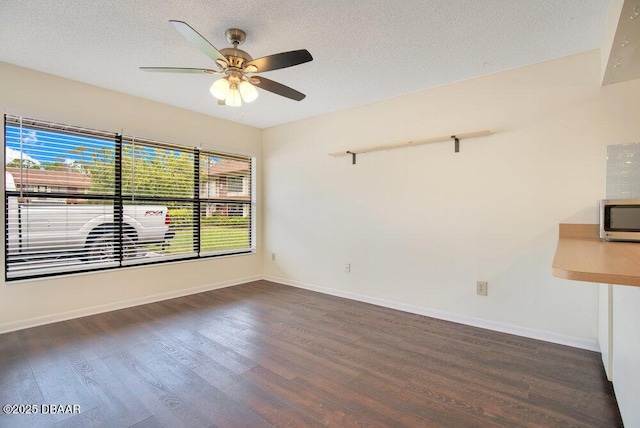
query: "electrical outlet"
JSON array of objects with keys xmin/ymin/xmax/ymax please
[
  {"xmin": 477, "ymin": 281, "xmax": 488, "ymax": 296},
  {"xmin": 271, "ymin": 253, "xmax": 276, "ymax": 261},
  {"xmin": 344, "ymin": 263, "xmax": 351, "ymax": 273}
]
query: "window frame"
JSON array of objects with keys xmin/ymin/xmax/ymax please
[{"xmin": 4, "ymin": 115, "xmax": 256, "ymax": 281}]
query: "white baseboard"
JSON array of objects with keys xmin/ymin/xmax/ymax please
[
  {"xmin": 263, "ymin": 274, "xmax": 600, "ymax": 352},
  {"xmin": 0, "ymin": 274, "xmax": 262, "ymax": 335}
]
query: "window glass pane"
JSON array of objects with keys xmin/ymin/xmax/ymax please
[
  {"xmin": 165, "ymin": 204, "xmax": 197, "ymax": 255},
  {"xmin": 120, "ymin": 201, "xmax": 195, "ymax": 264},
  {"xmin": 122, "ymin": 140, "xmax": 194, "ymax": 199},
  {"xmin": 200, "ymin": 202, "xmax": 251, "ymax": 253},
  {"xmin": 5, "ymin": 124, "xmax": 116, "ymax": 195},
  {"xmin": 228, "ymin": 177, "xmax": 243, "ymax": 193},
  {"xmin": 6, "ymin": 198, "xmax": 119, "ymax": 278},
  {"xmin": 200, "ymin": 154, "xmax": 250, "ymax": 201}
]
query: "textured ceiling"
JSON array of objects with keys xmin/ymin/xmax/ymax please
[{"xmin": 0, "ymin": 0, "xmax": 609, "ymax": 129}]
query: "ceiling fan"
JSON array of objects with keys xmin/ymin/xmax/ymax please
[{"xmin": 140, "ymin": 20, "xmax": 313, "ymax": 107}]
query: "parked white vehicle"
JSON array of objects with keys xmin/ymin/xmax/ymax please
[{"xmin": 5, "ymin": 172, "xmax": 174, "ymax": 262}]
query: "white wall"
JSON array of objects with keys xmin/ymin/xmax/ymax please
[
  {"xmin": 0, "ymin": 62, "xmax": 263, "ymax": 331},
  {"xmin": 263, "ymin": 50, "xmax": 640, "ymax": 347}
]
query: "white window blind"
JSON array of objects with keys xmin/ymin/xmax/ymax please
[
  {"xmin": 4, "ymin": 115, "xmax": 254, "ymax": 280},
  {"xmin": 199, "ymin": 152, "xmax": 252, "ymax": 255},
  {"xmin": 121, "ymin": 136, "xmax": 196, "ymax": 265}
]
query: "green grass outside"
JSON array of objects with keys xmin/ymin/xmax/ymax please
[{"xmin": 144, "ymin": 226, "xmax": 250, "ymax": 254}]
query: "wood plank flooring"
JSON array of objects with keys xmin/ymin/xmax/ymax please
[{"xmin": 0, "ymin": 280, "xmax": 622, "ymax": 427}]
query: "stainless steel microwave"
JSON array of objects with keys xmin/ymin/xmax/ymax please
[{"xmin": 600, "ymin": 199, "xmax": 640, "ymax": 241}]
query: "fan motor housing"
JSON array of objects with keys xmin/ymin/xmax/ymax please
[{"xmin": 220, "ymin": 47, "xmax": 252, "ymax": 68}]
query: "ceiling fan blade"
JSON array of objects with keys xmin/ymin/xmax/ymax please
[
  {"xmin": 169, "ymin": 20, "xmax": 228, "ymax": 66},
  {"xmin": 245, "ymin": 49, "xmax": 312, "ymax": 73},
  {"xmin": 251, "ymin": 76, "xmax": 306, "ymax": 101},
  {"xmin": 140, "ymin": 67, "xmax": 222, "ymax": 74}
]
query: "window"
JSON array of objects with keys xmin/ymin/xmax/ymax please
[
  {"xmin": 227, "ymin": 176, "xmax": 243, "ymax": 193},
  {"xmin": 4, "ymin": 115, "xmax": 254, "ymax": 280},
  {"xmin": 199, "ymin": 153, "xmax": 251, "ymax": 253}
]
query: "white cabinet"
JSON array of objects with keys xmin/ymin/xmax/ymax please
[
  {"xmin": 599, "ymin": 284, "xmax": 640, "ymax": 427},
  {"xmin": 598, "ymin": 284, "xmax": 613, "ymax": 380}
]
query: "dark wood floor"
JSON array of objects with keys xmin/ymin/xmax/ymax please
[{"xmin": 0, "ymin": 280, "xmax": 621, "ymax": 427}]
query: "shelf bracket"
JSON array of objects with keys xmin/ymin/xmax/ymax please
[
  {"xmin": 346, "ymin": 151, "xmax": 356, "ymax": 164},
  {"xmin": 452, "ymin": 135, "xmax": 460, "ymax": 153}
]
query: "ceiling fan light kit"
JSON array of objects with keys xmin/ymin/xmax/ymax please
[
  {"xmin": 141, "ymin": 21, "xmax": 313, "ymax": 107},
  {"xmin": 210, "ymin": 74, "xmax": 258, "ymax": 105}
]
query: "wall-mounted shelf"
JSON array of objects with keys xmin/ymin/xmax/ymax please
[{"xmin": 329, "ymin": 130, "xmax": 492, "ymax": 164}]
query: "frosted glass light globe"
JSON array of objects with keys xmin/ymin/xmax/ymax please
[
  {"xmin": 210, "ymin": 78, "xmax": 230, "ymax": 100},
  {"xmin": 239, "ymin": 81, "xmax": 258, "ymax": 103},
  {"xmin": 225, "ymin": 84, "xmax": 242, "ymax": 107}
]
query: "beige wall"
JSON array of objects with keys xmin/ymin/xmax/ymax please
[
  {"xmin": 263, "ymin": 50, "xmax": 640, "ymax": 347},
  {"xmin": 0, "ymin": 62, "xmax": 263, "ymax": 331}
]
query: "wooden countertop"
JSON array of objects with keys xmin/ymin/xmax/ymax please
[{"xmin": 552, "ymin": 224, "xmax": 640, "ymax": 287}]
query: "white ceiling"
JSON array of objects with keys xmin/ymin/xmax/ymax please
[{"xmin": 0, "ymin": 0, "xmax": 610, "ymax": 129}]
